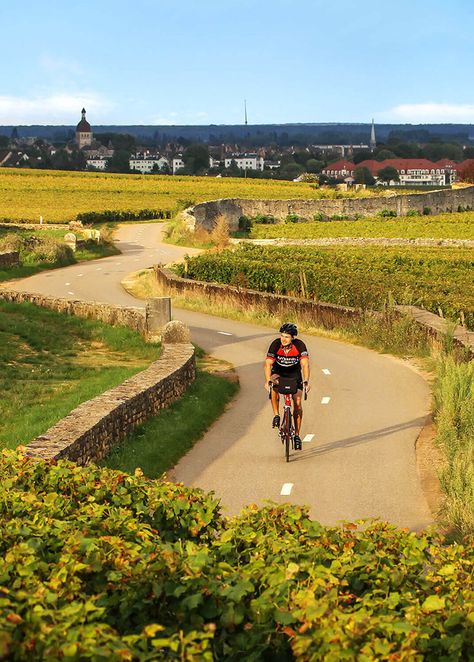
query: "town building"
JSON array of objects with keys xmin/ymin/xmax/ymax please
[
  {"xmin": 224, "ymin": 153, "xmax": 264, "ymax": 171},
  {"xmin": 322, "ymin": 158, "xmax": 460, "ymax": 186},
  {"xmin": 76, "ymin": 108, "xmax": 93, "ymax": 149},
  {"xmin": 172, "ymin": 156, "xmax": 185, "ymax": 174},
  {"xmin": 86, "ymin": 158, "xmax": 108, "ymax": 171},
  {"xmin": 129, "ymin": 156, "xmax": 170, "ymax": 174}
]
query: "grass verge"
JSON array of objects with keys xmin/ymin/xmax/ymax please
[
  {"xmin": 433, "ymin": 354, "xmax": 474, "ymax": 536},
  {"xmin": 0, "ymin": 300, "xmax": 160, "ymax": 449},
  {"xmin": 0, "ymin": 225, "xmax": 120, "ymax": 283},
  {"xmin": 101, "ymin": 360, "xmax": 239, "ymax": 478}
]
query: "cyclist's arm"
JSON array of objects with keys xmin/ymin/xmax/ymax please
[
  {"xmin": 264, "ymin": 357, "xmax": 274, "ymax": 384},
  {"xmin": 300, "ymin": 356, "xmax": 310, "ymax": 386}
]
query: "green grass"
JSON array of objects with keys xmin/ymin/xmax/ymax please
[
  {"xmin": 248, "ymin": 210, "xmax": 474, "ymax": 240},
  {"xmin": 433, "ymin": 354, "xmax": 474, "ymax": 536},
  {"xmin": 102, "ymin": 370, "xmax": 239, "ymax": 477},
  {"xmin": 0, "ymin": 225, "xmax": 119, "ymax": 282},
  {"xmin": 0, "ymin": 301, "xmax": 160, "ymax": 449}
]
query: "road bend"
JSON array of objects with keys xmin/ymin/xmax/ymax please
[{"xmin": 4, "ymin": 223, "xmax": 434, "ymax": 530}]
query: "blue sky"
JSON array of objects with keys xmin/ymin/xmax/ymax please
[{"xmin": 0, "ymin": 0, "xmax": 473, "ymax": 126}]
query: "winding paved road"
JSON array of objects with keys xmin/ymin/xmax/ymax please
[{"xmin": 4, "ymin": 223, "xmax": 434, "ymax": 529}]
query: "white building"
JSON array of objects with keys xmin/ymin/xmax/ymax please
[
  {"xmin": 86, "ymin": 158, "xmax": 108, "ymax": 170},
  {"xmin": 172, "ymin": 156, "xmax": 185, "ymax": 174},
  {"xmin": 129, "ymin": 157, "xmax": 170, "ymax": 174},
  {"xmin": 224, "ymin": 154, "xmax": 264, "ymax": 171}
]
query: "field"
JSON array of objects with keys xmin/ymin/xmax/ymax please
[
  {"xmin": 0, "ymin": 301, "xmax": 160, "ymax": 450},
  {"xmin": 0, "ymin": 168, "xmax": 401, "ymax": 223},
  {"xmin": 177, "ymin": 244, "xmax": 474, "ymax": 328},
  {"xmin": 249, "ymin": 211, "xmax": 474, "ymax": 240}
]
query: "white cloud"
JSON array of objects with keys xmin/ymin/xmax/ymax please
[
  {"xmin": 379, "ymin": 103, "xmax": 474, "ymax": 123},
  {"xmin": 0, "ymin": 93, "xmax": 114, "ymax": 124}
]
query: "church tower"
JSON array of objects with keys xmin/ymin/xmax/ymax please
[
  {"xmin": 76, "ymin": 108, "xmax": 93, "ymax": 149},
  {"xmin": 369, "ymin": 118, "xmax": 376, "ymax": 152}
]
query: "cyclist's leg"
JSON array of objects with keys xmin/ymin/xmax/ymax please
[
  {"xmin": 271, "ymin": 387, "xmax": 280, "ymax": 416},
  {"xmin": 292, "ymin": 391, "xmax": 303, "ymax": 435}
]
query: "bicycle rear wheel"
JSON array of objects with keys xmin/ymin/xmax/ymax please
[{"xmin": 281, "ymin": 409, "xmax": 291, "ymax": 462}]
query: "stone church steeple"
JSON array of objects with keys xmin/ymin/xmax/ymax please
[{"xmin": 76, "ymin": 108, "xmax": 93, "ymax": 149}]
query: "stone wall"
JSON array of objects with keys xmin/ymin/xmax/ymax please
[
  {"xmin": 0, "ymin": 289, "xmax": 147, "ymax": 336},
  {"xmin": 0, "ymin": 290, "xmax": 195, "ymax": 464},
  {"xmin": 25, "ymin": 342, "xmax": 195, "ymax": 465},
  {"xmin": 0, "ymin": 251, "xmax": 20, "ymax": 268},
  {"xmin": 190, "ymin": 186, "xmax": 474, "ymax": 231},
  {"xmin": 154, "ymin": 267, "xmax": 474, "ymax": 359}
]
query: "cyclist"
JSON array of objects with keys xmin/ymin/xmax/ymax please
[{"xmin": 264, "ymin": 323, "xmax": 311, "ymax": 450}]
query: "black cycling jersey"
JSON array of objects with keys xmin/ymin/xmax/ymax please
[{"xmin": 266, "ymin": 338, "xmax": 309, "ymax": 376}]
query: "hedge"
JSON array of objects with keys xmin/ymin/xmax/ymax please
[{"xmin": 76, "ymin": 209, "xmax": 171, "ymax": 224}]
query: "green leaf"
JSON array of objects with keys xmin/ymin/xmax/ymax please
[{"xmin": 422, "ymin": 595, "xmax": 446, "ymax": 613}]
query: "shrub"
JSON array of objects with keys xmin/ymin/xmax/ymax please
[
  {"xmin": 406, "ymin": 209, "xmax": 421, "ymax": 216},
  {"xmin": 253, "ymin": 213, "xmax": 277, "ymax": 224},
  {"xmin": 22, "ymin": 237, "xmax": 75, "ymax": 266},
  {"xmin": 312, "ymin": 212, "xmax": 325, "ymax": 221},
  {"xmin": 76, "ymin": 209, "xmax": 169, "ymax": 224},
  {"xmin": 377, "ymin": 209, "xmax": 397, "ymax": 217},
  {"xmin": 423, "ymin": 206, "xmax": 432, "ymax": 215},
  {"xmin": 285, "ymin": 212, "xmax": 300, "ymax": 223},
  {"xmin": 330, "ymin": 214, "xmax": 350, "ymax": 220},
  {"xmin": 0, "ymin": 449, "xmax": 473, "ymax": 660},
  {"xmin": 238, "ymin": 215, "xmax": 252, "ymax": 233},
  {"xmin": 0, "ymin": 233, "xmax": 23, "ymax": 252}
]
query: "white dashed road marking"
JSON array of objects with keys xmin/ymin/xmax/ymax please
[
  {"xmin": 303, "ymin": 434, "xmax": 314, "ymax": 443},
  {"xmin": 322, "ymin": 368, "xmax": 331, "ymax": 375},
  {"xmin": 77, "ymin": 274, "xmax": 83, "ymax": 277},
  {"xmin": 321, "ymin": 396, "xmax": 331, "ymax": 405},
  {"xmin": 65, "ymin": 282, "xmax": 70, "ymax": 286},
  {"xmin": 68, "ymin": 291, "xmax": 75, "ymax": 295},
  {"xmin": 96, "ymin": 267, "xmax": 102, "ymax": 271},
  {"xmin": 280, "ymin": 483, "xmax": 294, "ymax": 496},
  {"xmin": 218, "ymin": 331, "xmax": 233, "ymax": 336}
]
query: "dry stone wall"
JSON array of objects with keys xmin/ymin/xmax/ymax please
[
  {"xmin": 0, "ymin": 251, "xmax": 20, "ymax": 268},
  {"xmin": 26, "ymin": 343, "xmax": 195, "ymax": 465},
  {"xmin": 154, "ymin": 267, "xmax": 474, "ymax": 359},
  {"xmin": 0, "ymin": 289, "xmax": 195, "ymax": 463},
  {"xmin": 0, "ymin": 289, "xmax": 147, "ymax": 335},
  {"xmin": 190, "ymin": 186, "xmax": 474, "ymax": 231}
]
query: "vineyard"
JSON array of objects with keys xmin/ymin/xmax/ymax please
[
  {"xmin": 177, "ymin": 244, "xmax": 474, "ymax": 328},
  {"xmin": 249, "ymin": 210, "xmax": 474, "ymax": 240},
  {"xmin": 1, "ymin": 449, "xmax": 473, "ymax": 660},
  {"xmin": 0, "ymin": 168, "xmax": 403, "ymax": 224}
]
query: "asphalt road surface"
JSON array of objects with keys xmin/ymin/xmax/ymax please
[{"xmin": 5, "ymin": 223, "xmax": 434, "ymax": 529}]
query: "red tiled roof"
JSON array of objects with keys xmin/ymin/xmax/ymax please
[{"xmin": 322, "ymin": 159, "xmax": 354, "ymax": 172}]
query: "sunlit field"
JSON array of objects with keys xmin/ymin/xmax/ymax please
[{"xmin": 0, "ymin": 168, "xmax": 398, "ymax": 223}]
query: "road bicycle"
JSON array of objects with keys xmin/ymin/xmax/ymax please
[{"xmin": 269, "ymin": 377, "xmax": 307, "ymax": 462}]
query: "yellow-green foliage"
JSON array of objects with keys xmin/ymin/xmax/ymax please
[
  {"xmin": 250, "ymin": 211, "xmax": 474, "ymax": 240},
  {"xmin": 0, "ymin": 168, "xmax": 398, "ymax": 223},
  {"xmin": 1, "ymin": 448, "xmax": 473, "ymax": 660}
]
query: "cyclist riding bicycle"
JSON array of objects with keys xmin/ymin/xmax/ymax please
[{"xmin": 264, "ymin": 323, "xmax": 311, "ymax": 450}]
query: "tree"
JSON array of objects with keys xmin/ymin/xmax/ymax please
[
  {"xmin": 377, "ymin": 166, "xmax": 399, "ymax": 185},
  {"xmin": 354, "ymin": 166, "xmax": 375, "ymax": 185},
  {"xmin": 306, "ymin": 158, "xmax": 324, "ymax": 173},
  {"xmin": 183, "ymin": 143, "xmax": 209, "ymax": 174},
  {"xmin": 353, "ymin": 150, "xmax": 373, "ymax": 164},
  {"xmin": 375, "ymin": 148, "xmax": 396, "ymax": 161},
  {"xmin": 463, "ymin": 147, "xmax": 474, "ymax": 159},
  {"xmin": 107, "ymin": 149, "xmax": 131, "ymax": 173},
  {"xmin": 279, "ymin": 162, "xmax": 305, "ymax": 180},
  {"xmin": 422, "ymin": 142, "xmax": 463, "ymax": 162},
  {"xmin": 0, "ymin": 134, "xmax": 9, "ymax": 148}
]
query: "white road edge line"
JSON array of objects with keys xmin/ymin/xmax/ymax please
[
  {"xmin": 321, "ymin": 396, "xmax": 331, "ymax": 405},
  {"xmin": 280, "ymin": 483, "xmax": 294, "ymax": 496},
  {"xmin": 322, "ymin": 368, "xmax": 331, "ymax": 375},
  {"xmin": 303, "ymin": 434, "xmax": 314, "ymax": 443},
  {"xmin": 217, "ymin": 331, "xmax": 233, "ymax": 336}
]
